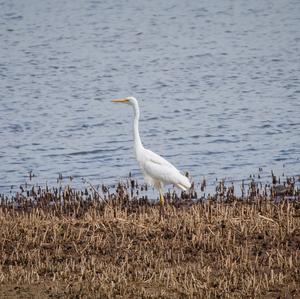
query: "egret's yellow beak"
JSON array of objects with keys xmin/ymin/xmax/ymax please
[{"xmin": 112, "ymin": 98, "xmax": 129, "ymax": 103}]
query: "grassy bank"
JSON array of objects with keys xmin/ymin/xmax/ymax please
[{"xmin": 0, "ymin": 188, "xmax": 299, "ymax": 298}]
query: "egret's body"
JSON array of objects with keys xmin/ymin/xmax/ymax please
[{"xmin": 112, "ymin": 97, "xmax": 191, "ymax": 204}]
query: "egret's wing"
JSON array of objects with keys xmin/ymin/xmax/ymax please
[
  {"xmin": 141, "ymin": 149, "xmax": 190, "ymax": 189},
  {"xmin": 143, "ymin": 149, "xmax": 179, "ymax": 171},
  {"xmin": 142, "ymin": 159, "xmax": 181, "ymax": 185}
]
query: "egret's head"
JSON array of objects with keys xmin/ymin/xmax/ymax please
[{"xmin": 112, "ymin": 96, "xmax": 137, "ymax": 106}]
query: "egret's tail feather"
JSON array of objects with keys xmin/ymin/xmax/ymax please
[
  {"xmin": 177, "ymin": 175, "xmax": 191, "ymax": 191},
  {"xmin": 177, "ymin": 183, "xmax": 188, "ymax": 191}
]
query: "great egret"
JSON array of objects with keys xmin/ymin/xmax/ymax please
[{"xmin": 112, "ymin": 96, "xmax": 191, "ymax": 204}]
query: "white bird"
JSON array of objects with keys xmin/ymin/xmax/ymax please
[{"xmin": 112, "ymin": 96, "xmax": 191, "ymax": 205}]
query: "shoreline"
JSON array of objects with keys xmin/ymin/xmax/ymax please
[{"xmin": 1, "ymin": 171, "xmax": 300, "ymax": 202}]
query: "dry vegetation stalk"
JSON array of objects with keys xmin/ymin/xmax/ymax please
[{"xmin": 0, "ymin": 191, "xmax": 299, "ymax": 298}]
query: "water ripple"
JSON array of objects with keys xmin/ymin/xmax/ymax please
[{"xmin": 0, "ymin": 0, "xmax": 299, "ymax": 191}]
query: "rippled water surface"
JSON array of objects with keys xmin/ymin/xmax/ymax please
[{"xmin": 1, "ymin": 0, "xmax": 300, "ymax": 192}]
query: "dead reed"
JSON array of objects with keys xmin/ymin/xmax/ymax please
[{"xmin": 0, "ymin": 175, "xmax": 299, "ymax": 298}]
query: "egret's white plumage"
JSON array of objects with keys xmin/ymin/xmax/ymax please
[{"xmin": 112, "ymin": 96, "xmax": 191, "ymax": 203}]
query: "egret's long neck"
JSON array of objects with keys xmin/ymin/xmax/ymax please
[{"xmin": 133, "ymin": 102, "xmax": 143, "ymax": 153}]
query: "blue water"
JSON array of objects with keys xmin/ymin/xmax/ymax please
[{"xmin": 0, "ymin": 0, "xmax": 300, "ymax": 193}]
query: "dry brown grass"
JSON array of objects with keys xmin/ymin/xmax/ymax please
[{"xmin": 0, "ymin": 188, "xmax": 299, "ymax": 298}]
